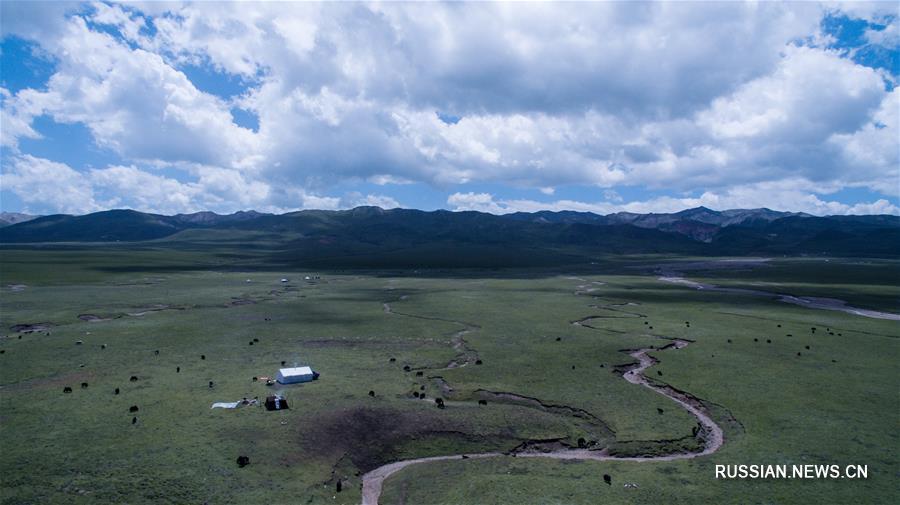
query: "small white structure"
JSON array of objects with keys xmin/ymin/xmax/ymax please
[
  {"xmin": 276, "ymin": 366, "xmax": 318, "ymax": 384},
  {"xmin": 280, "ymin": 278, "xmax": 289, "ymax": 283}
]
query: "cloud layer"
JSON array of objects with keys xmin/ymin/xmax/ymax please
[{"xmin": 1, "ymin": 1, "xmax": 897, "ymax": 215}]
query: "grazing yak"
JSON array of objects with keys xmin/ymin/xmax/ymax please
[
  {"xmin": 236, "ymin": 456, "xmax": 250, "ymax": 467},
  {"xmin": 129, "ymin": 405, "xmax": 139, "ymax": 413},
  {"xmin": 63, "ymin": 386, "xmax": 72, "ymax": 393}
]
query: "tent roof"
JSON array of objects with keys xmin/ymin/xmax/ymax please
[{"xmin": 278, "ymin": 366, "xmax": 313, "ymax": 376}]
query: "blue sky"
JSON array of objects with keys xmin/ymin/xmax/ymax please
[{"xmin": 1, "ymin": 2, "xmax": 898, "ymax": 216}]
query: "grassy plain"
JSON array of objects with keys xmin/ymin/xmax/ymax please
[{"xmin": 0, "ymin": 247, "xmax": 897, "ymax": 504}]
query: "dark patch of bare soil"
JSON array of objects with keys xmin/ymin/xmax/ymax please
[{"xmin": 301, "ymin": 406, "xmax": 516, "ymax": 473}]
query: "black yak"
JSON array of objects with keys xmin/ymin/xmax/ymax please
[
  {"xmin": 129, "ymin": 405, "xmax": 139, "ymax": 413},
  {"xmin": 63, "ymin": 386, "xmax": 72, "ymax": 393},
  {"xmin": 236, "ymin": 456, "xmax": 250, "ymax": 467},
  {"xmin": 603, "ymin": 474, "xmax": 611, "ymax": 485}
]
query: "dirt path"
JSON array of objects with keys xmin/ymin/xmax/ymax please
[{"xmin": 359, "ymin": 336, "xmax": 723, "ymax": 505}]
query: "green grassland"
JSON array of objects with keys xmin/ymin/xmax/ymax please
[{"xmin": 0, "ymin": 248, "xmax": 897, "ymax": 504}]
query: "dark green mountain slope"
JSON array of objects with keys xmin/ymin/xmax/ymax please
[{"xmin": 1, "ymin": 207, "xmax": 896, "ymax": 263}]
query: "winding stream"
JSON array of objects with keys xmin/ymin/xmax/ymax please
[
  {"xmin": 658, "ymin": 276, "xmax": 900, "ymax": 321},
  {"xmin": 360, "ymin": 334, "xmax": 723, "ymax": 505}
]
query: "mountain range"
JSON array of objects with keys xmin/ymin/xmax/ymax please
[
  {"xmin": 0, "ymin": 207, "xmax": 897, "ymax": 265},
  {"xmin": 0, "ymin": 212, "xmax": 40, "ymax": 228}
]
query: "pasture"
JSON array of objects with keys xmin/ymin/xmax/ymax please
[{"xmin": 0, "ymin": 248, "xmax": 897, "ymax": 504}]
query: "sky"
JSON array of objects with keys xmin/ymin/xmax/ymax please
[{"xmin": 1, "ymin": 1, "xmax": 898, "ymax": 217}]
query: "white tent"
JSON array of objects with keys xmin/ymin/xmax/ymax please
[{"xmin": 276, "ymin": 366, "xmax": 318, "ymax": 384}]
